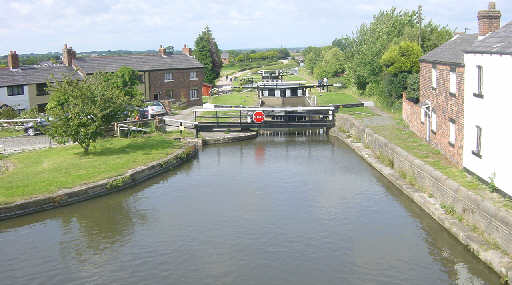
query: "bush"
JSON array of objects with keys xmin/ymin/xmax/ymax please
[
  {"xmin": 406, "ymin": 73, "xmax": 420, "ymax": 99},
  {"xmin": 0, "ymin": 106, "xmax": 18, "ymax": 120}
]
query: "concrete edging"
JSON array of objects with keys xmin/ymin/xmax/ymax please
[
  {"xmin": 331, "ymin": 115, "xmax": 512, "ymax": 282},
  {"xmin": 0, "ymin": 143, "xmax": 198, "ymax": 221},
  {"xmin": 202, "ymin": 132, "xmax": 258, "ymax": 145}
]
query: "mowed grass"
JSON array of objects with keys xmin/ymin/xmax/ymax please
[
  {"xmin": 0, "ymin": 133, "xmax": 184, "ymax": 205},
  {"xmin": 205, "ymin": 90, "xmax": 258, "ymax": 106},
  {"xmin": 0, "ymin": 128, "xmax": 24, "ymax": 138}
]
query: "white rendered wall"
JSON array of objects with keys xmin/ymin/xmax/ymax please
[
  {"xmin": 0, "ymin": 86, "xmax": 30, "ymax": 110},
  {"xmin": 463, "ymin": 53, "xmax": 512, "ymax": 195}
]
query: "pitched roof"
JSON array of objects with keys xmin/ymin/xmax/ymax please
[
  {"xmin": 420, "ymin": 33, "xmax": 478, "ymax": 65},
  {"xmin": 466, "ymin": 21, "xmax": 512, "ymax": 55},
  {"xmin": 221, "ymin": 52, "xmax": 229, "ymax": 59},
  {"xmin": 0, "ymin": 65, "xmax": 80, "ymax": 87},
  {"xmin": 74, "ymin": 54, "xmax": 203, "ymax": 74}
]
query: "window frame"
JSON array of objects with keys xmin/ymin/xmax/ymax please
[
  {"xmin": 7, "ymin": 85, "xmax": 24, "ymax": 96},
  {"xmin": 449, "ymin": 67, "xmax": 457, "ymax": 96},
  {"xmin": 431, "ymin": 65, "xmax": 437, "ymax": 90},
  {"xmin": 190, "ymin": 71, "xmax": 198, "ymax": 80},
  {"xmin": 164, "ymin": 72, "xmax": 173, "ymax": 82},
  {"xmin": 36, "ymin": 83, "xmax": 48, "ymax": 96},
  {"xmin": 472, "ymin": 125, "xmax": 482, "ymax": 158},
  {"xmin": 449, "ymin": 118, "xmax": 456, "ymax": 147},
  {"xmin": 431, "ymin": 111, "xmax": 437, "ymax": 134},
  {"xmin": 474, "ymin": 65, "xmax": 484, "ymax": 98},
  {"xmin": 189, "ymin": 88, "xmax": 199, "ymax": 100}
]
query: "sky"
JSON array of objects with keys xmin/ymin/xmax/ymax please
[{"xmin": 1, "ymin": 0, "xmax": 511, "ymax": 55}]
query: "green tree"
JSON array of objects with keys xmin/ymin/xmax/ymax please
[
  {"xmin": 46, "ymin": 67, "xmax": 143, "ymax": 153},
  {"xmin": 380, "ymin": 41, "xmax": 422, "ymax": 75},
  {"xmin": 193, "ymin": 26, "xmax": 222, "ymax": 84},
  {"xmin": 165, "ymin": 45, "xmax": 174, "ymax": 55}
]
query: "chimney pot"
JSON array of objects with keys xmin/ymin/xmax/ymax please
[
  {"xmin": 62, "ymin": 44, "xmax": 75, "ymax": 66},
  {"xmin": 478, "ymin": 2, "xmax": 501, "ymax": 37},
  {"xmin": 158, "ymin": 45, "xmax": 167, "ymax": 56},
  {"xmin": 8, "ymin": 50, "xmax": 19, "ymax": 69}
]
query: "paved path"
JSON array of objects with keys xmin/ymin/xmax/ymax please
[
  {"xmin": 215, "ymin": 70, "xmax": 250, "ymax": 89},
  {"xmin": 0, "ymin": 135, "xmax": 59, "ymax": 154}
]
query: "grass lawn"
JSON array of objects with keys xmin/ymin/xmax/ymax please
[
  {"xmin": 0, "ymin": 128, "xmax": 24, "ymax": 138},
  {"xmin": 220, "ymin": 65, "xmax": 240, "ymax": 77},
  {"xmin": 204, "ymin": 90, "xmax": 258, "ymax": 106},
  {"xmin": 0, "ymin": 132, "xmax": 186, "ymax": 205},
  {"xmin": 371, "ymin": 120, "xmax": 493, "ymax": 195}
]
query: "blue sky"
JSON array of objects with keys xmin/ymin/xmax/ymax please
[{"xmin": 1, "ymin": 0, "xmax": 511, "ymax": 55}]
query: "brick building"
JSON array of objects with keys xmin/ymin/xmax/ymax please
[
  {"xmin": 0, "ymin": 44, "xmax": 204, "ymax": 113},
  {"xmin": 402, "ymin": 2, "xmax": 501, "ymax": 168},
  {"xmin": 72, "ymin": 45, "xmax": 204, "ymax": 105}
]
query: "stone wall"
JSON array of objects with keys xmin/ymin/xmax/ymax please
[
  {"xmin": 0, "ymin": 143, "xmax": 198, "ymax": 221},
  {"xmin": 335, "ymin": 114, "xmax": 512, "ymax": 255}
]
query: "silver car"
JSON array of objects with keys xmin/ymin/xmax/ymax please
[{"xmin": 144, "ymin": 101, "xmax": 166, "ymax": 118}]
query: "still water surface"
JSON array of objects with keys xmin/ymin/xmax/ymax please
[{"xmin": 0, "ymin": 136, "xmax": 500, "ymax": 284}]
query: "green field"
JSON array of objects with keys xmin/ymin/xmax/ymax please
[
  {"xmin": 204, "ymin": 90, "xmax": 258, "ymax": 106},
  {"xmin": 0, "ymin": 132, "xmax": 186, "ymax": 204}
]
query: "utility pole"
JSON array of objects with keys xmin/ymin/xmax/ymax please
[{"xmin": 418, "ymin": 5, "xmax": 423, "ymax": 48}]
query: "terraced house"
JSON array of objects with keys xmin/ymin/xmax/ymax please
[
  {"xmin": 0, "ymin": 44, "xmax": 204, "ymax": 113},
  {"xmin": 402, "ymin": 2, "xmax": 501, "ymax": 168}
]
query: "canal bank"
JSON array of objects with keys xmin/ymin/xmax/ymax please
[
  {"xmin": 0, "ymin": 141, "xmax": 199, "ymax": 221},
  {"xmin": 0, "ymin": 136, "xmax": 502, "ymax": 284},
  {"xmin": 331, "ymin": 114, "xmax": 512, "ymax": 282}
]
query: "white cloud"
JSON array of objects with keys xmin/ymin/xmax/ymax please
[{"xmin": 0, "ymin": 0, "xmax": 511, "ymax": 54}]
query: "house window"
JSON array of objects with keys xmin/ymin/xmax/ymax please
[
  {"xmin": 190, "ymin": 71, "xmax": 198, "ymax": 80},
  {"xmin": 153, "ymin": 93, "xmax": 159, "ymax": 100},
  {"xmin": 164, "ymin": 72, "xmax": 173, "ymax": 82},
  {"xmin": 165, "ymin": 89, "xmax": 173, "ymax": 99},
  {"xmin": 473, "ymin": 126, "xmax": 482, "ymax": 158},
  {"xmin": 36, "ymin": 83, "xmax": 48, "ymax": 96},
  {"xmin": 138, "ymin": 74, "xmax": 144, "ymax": 83},
  {"xmin": 189, "ymin": 89, "xmax": 199, "ymax": 100},
  {"xmin": 7, "ymin": 85, "xmax": 24, "ymax": 96},
  {"xmin": 432, "ymin": 66, "xmax": 437, "ymax": 90},
  {"xmin": 431, "ymin": 111, "xmax": 437, "ymax": 133},
  {"xmin": 449, "ymin": 119, "xmax": 456, "ymax": 146},
  {"xmin": 449, "ymin": 67, "xmax": 456, "ymax": 96},
  {"xmin": 475, "ymin": 65, "xmax": 483, "ymax": 98}
]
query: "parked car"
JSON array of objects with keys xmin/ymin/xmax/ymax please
[
  {"xmin": 144, "ymin": 101, "xmax": 166, "ymax": 118},
  {"xmin": 24, "ymin": 118, "xmax": 49, "ymax": 136}
]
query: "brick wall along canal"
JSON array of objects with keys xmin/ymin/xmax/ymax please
[{"xmin": 0, "ymin": 136, "xmax": 501, "ymax": 284}]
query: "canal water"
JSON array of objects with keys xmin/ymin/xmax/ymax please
[{"xmin": 0, "ymin": 136, "xmax": 500, "ymax": 284}]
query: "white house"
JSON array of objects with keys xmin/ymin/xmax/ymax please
[{"xmin": 463, "ymin": 21, "xmax": 512, "ymax": 195}]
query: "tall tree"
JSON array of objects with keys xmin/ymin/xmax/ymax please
[
  {"xmin": 193, "ymin": 26, "xmax": 222, "ymax": 84},
  {"xmin": 46, "ymin": 67, "xmax": 143, "ymax": 153}
]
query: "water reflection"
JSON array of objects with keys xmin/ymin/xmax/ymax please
[{"xmin": 0, "ymin": 136, "xmax": 500, "ymax": 284}]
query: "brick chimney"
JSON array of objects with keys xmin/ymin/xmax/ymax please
[
  {"xmin": 478, "ymin": 2, "xmax": 501, "ymax": 37},
  {"xmin": 158, "ymin": 45, "xmax": 167, "ymax": 56},
  {"xmin": 7, "ymin": 51, "xmax": 19, "ymax": 69},
  {"xmin": 182, "ymin": 44, "xmax": 192, "ymax": 56},
  {"xmin": 62, "ymin": 44, "xmax": 75, "ymax": 66}
]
